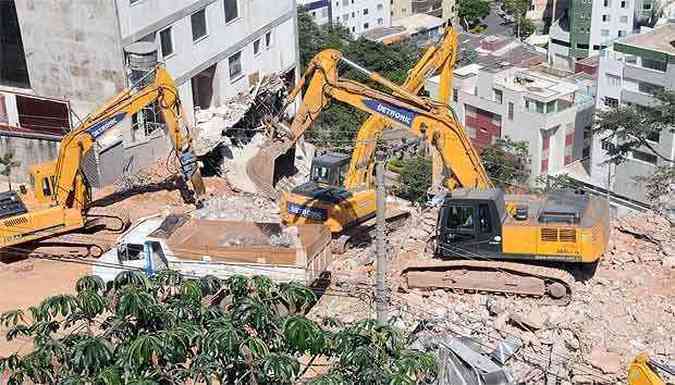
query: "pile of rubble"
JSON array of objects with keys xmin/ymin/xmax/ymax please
[
  {"xmin": 312, "ymin": 210, "xmax": 674, "ymax": 385},
  {"xmin": 193, "ymin": 194, "xmax": 280, "ymax": 223}
]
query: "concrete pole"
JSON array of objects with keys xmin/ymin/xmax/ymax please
[{"xmin": 375, "ymin": 151, "xmax": 387, "ymax": 326}]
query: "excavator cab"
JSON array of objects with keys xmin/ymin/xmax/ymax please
[
  {"xmin": 309, "ymin": 152, "xmax": 351, "ymax": 187},
  {"xmin": 28, "ymin": 161, "xmax": 57, "ymax": 204},
  {"xmin": 436, "ymin": 189, "xmax": 506, "ymax": 258}
]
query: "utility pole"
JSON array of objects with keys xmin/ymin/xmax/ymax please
[{"xmin": 375, "ymin": 151, "xmax": 387, "ymax": 326}]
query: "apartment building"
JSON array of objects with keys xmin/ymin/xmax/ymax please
[
  {"xmin": 364, "ymin": 14, "xmax": 446, "ymax": 46},
  {"xmin": 0, "ymin": 0, "xmax": 299, "ymax": 178},
  {"xmin": 591, "ymin": 23, "xmax": 675, "ymax": 202},
  {"xmin": 390, "ymin": 0, "xmax": 456, "ymax": 24},
  {"xmin": 298, "ymin": 0, "xmax": 392, "ymax": 35},
  {"xmin": 548, "ymin": 0, "xmax": 657, "ymax": 71},
  {"xmin": 426, "ymin": 63, "xmax": 594, "ymax": 184}
]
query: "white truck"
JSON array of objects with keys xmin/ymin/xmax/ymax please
[{"xmin": 93, "ymin": 214, "xmax": 334, "ymax": 284}]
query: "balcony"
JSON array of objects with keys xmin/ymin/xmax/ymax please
[
  {"xmin": 623, "ymin": 64, "xmax": 668, "ymax": 88},
  {"xmin": 621, "ymin": 89, "xmax": 656, "ymax": 106}
]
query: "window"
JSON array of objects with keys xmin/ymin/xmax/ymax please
[
  {"xmin": 311, "ymin": 11, "xmax": 316, "ymax": 18},
  {"xmin": 478, "ymin": 204, "xmax": 492, "ymax": 233},
  {"xmin": 253, "ymin": 38, "xmax": 261, "ymax": 55},
  {"xmin": 620, "ymin": 0, "xmax": 627, "ymax": 7},
  {"xmin": 620, "ymin": 15, "xmax": 629, "ymax": 23},
  {"xmin": 228, "ymin": 51, "xmax": 242, "ymax": 80},
  {"xmin": 377, "ymin": 17, "xmax": 384, "ymax": 24},
  {"xmin": 638, "ymin": 81, "xmax": 664, "ymax": 94},
  {"xmin": 493, "ymin": 89, "xmax": 503, "ymax": 104},
  {"xmin": 604, "ymin": 97, "xmax": 619, "ymax": 107},
  {"xmin": 601, "ymin": 139, "xmax": 615, "ymax": 151},
  {"xmin": 632, "ymin": 150, "xmax": 657, "ymax": 164},
  {"xmin": 224, "ymin": 0, "xmax": 238, "ymax": 23},
  {"xmin": 191, "ymin": 8, "xmax": 207, "ymax": 42},
  {"xmin": 647, "ymin": 131, "xmax": 660, "ymax": 142},
  {"xmin": 602, "ymin": 14, "xmax": 610, "ymax": 21},
  {"xmin": 265, "ymin": 31, "xmax": 272, "ymax": 48},
  {"xmin": 642, "ymin": 57, "xmax": 667, "ymax": 71},
  {"xmin": 363, "ymin": 8, "xmax": 369, "ymax": 15},
  {"xmin": 625, "ymin": 55, "xmax": 637, "ymax": 64},
  {"xmin": 601, "ymin": 29, "xmax": 610, "ymax": 36},
  {"xmin": 606, "ymin": 73, "xmax": 620, "ymax": 86},
  {"xmin": 352, "ymin": 11, "xmax": 355, "ymax": 17},
  {"xmin": 159, "ymin": 27, "xmax": 174, "ymax": 57},
  {"xmin": 603, "ymin": 0, "xmax": 610, "ymax": 6},
  {"xmin": 643, "ymin": 3, "xmax": 652, "ymax": 9},
  {"xmin": 508, "ymin": 102, "xmax": 514, "ymax": 120},
  {"xmin": 577, "ymin": 43, "xmax": 589, "ymax": 49},
  {"xmin": 343, "ymin": 13, "xmax": 349, "ymax": 20},
  {"xmin": 363, "ymin": 22, "xmax": 369, "ymax": 29},
  {"xmin": 453, "ymin": 88, "xmax": 458, "ymax": 103},
  {"xmin": 337, "ymin": 16, "xmax": 341, "ymax": 21},
  {"xmin": 377, "ymin": 3, "xmax": 384, "ymax": 10},
  {"xmin": 546, "ymin": 100, "xmax": 556, "ymax": 113},
  {"xmin": 536, "ymin": 101, "xmax": 545, "ymax": 113},
  {"xmin": 446, "ymin": 206, "xmax": 476, "ymax": 241},
  {"xmin": 618, "ymin": 30, "xmax": 625, "ymax": 37}
]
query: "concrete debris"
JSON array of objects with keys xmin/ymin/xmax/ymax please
[
  {"xmin": 193, "ymin": 194, "xmax": 280, "ymax": 223},
  {"xmin": 194, "ymin": 74, "xmax": 286, "ymax": 156},
  {"xmin": 511, "ymin": 308, "xmax": 547, "ymax": 330},
  {"xmin": 220, "ymin": 225, "xmax": 299, "ymax": 248},
  {"xmin": 588, "ymin": 346, "xmax": 623, "ymax": 374}
]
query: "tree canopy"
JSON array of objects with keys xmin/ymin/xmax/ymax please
[
  {"xmin": 594, "ymin": 90, "xmax": 675, "ymax": 203},
  {"xmin": 479, "ymin": 137, "xmax": 530, "ymax": 189},
  {"xmin": 297, "ymin": 7, "xmax": 420, "ymax": 150},
  {"xmin": 457, "ymin": 0, "xmax": 491, "ymax": 29},
  {"xmin": 393, "ymin": 155, "xmax": 433, "ymax": 204},
  {"xmin": 0, "ymin": 271, "xmax": 437, "ymax": 385},
  {"xmin": 502, "ymin": 0, "xmax": 536, "ymax": 39}
]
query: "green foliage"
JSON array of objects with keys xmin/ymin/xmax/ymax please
[
  {"xmin": 394, "ymin": 155, "xmax": 433, "ymax": 204},
  {"xmin": 297, "ymin": 6, "xmax": 420, "ymax": 151},
  {"xmin": 533, "ymin": 173, "xmax": 579, "ymax": 193},
  {"xmin": 637, "ymin": 166, "xmax": 675, "ymax": 204},
  {"xmin": 458, "ymin": 0, "xmax": 490, "ymax": 28},
  {"xmin": 0, "ymin": 272, "xmax": 436, "ymax": 385},
  {"xmin": 595, "ymin": 90, "xmax": 675, "ymax": 165},
  {"xmin": 479, "ymin": 136, "xmax": 530, "ymax": 188},
  {"xmin": 0, "ymin": 151, "xmax": 20, "ymax": 190}
]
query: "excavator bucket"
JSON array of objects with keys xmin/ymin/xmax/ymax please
[{"xmin": 246, "ymin": 139, "xmax": 297, "ymax": 199}]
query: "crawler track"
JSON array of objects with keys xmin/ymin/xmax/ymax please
[{"xmin": 400, "ymin": 260, "xmax": 575, "ymax": 305}]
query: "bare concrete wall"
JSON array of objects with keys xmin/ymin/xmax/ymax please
[
  {"xmin": 13, "ymin": 0, "xmax": 127, "ymax": 118},
  {"xmin": 0, "ymin": 134, "xmax": 60, "ymax": 183}
]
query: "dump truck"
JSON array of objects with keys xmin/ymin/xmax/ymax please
[{"xmin": 93, "ymin": 214, "xmax": 334, "ymax": 285}]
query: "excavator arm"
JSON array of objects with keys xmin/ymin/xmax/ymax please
[
  {"xmin": 53, "ymin": 66, "xmax": 204, "ymax": 209},
  {"xmin": 285, "ymin": 48, "xmax": 492, "ymax": 190},
  {"xmin": 344, "ymin": 29, "xmax": 459, "ymax": 190}
]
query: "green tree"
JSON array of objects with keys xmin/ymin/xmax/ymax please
[
  {"xmin": 502, "ymin": 0, "xmax": 535, "ymax": 39},
  {"xmin": 395, "ymin": 155, "xmax": 433, "ymax": 204},
  {"xmin": 297, "ymin": 7, "xmax": 420, "ymax": 151},
  {"xmin": 0, "ymin": 271, "xmax": 437, "ymax": 385},
  {"xmin": 479, "ymin": 137, "xmax": 530, "ymax": 189},
  {"xmin": 0, "ymin": 152, "xmax": 21, "ymax": 191},
  {"xmin": 457, "ymin": 0, "xmax": 490, "ymax": 29},
  {"xmin": 595, "ymin": 90, "xmax": 675, "ymax": 204}
]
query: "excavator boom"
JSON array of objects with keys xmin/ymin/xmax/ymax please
[{"xmin": 0, "ymin": 66, "xmax": 204, "ymax": 251}]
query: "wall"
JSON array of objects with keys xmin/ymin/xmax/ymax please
[
  {"xmin": 115, "ymin": 0, "xmax": 299, "ymax": 122},
  {"xmin": 0, "ymin": 135, "xmax": 60, "ymax": 184},
  {"xmin": 14, "ymin": 0, "xmax": 127, "ymax": 118},
  {"xmin": 332, "ymin": 0, "xmax": 391, "ymax": 34},
  {"xmin": 588, "ymin": 0, "xmax": 635, "ymax": 52}
]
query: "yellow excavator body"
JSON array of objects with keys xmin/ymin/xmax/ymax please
[{"xmin": 0, "ymin": 65, "xmax": 204, "ymax": 252}]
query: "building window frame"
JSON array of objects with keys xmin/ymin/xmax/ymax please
[
  {"xmin": 631, "ymin": 150, "xmax": 657, "ymax": 165},
  {"xmin": 224, "ymin": 0, "xmax": 240, "ymax": 24},
  {"xmin": 265, "ymin": 30, "xmax": 273, "ymax": 49},
  {"xmin": 191, "ymin": 8, "xmax": 208, "ymax": 43},
  {"xmin": 228, "ymin": 50, "xmax": 243, "ymax": 82},
  {"xmin": 508, "ymin": 102, "xmax": 514, "ymax": 120},
  {"xmin": 253, "ymin": 38, "xmax": 262, "ymax": 56},
  {"xmin": 159, "ymin": 26, "xmax": 175, "ymax": 59}
]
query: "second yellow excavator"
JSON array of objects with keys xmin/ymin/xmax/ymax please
[
  {"xmin": 0, "ymin": 66, "xmax": 205, "ymax": 255},
  {"xmin": 266, "ymin": 40, "xmax": 609, "ymax": 300}
]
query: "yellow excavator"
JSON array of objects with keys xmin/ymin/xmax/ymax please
[
  {"xmin": 268, "ymin": 42, "xmax": 609, "ymax": 300},
  {"xmin": 628, "ymin": 353, "xmax": 674, "ymax": 385},
  {"xmin": 267, "ymin": 30, "xmax": 460, "ymax": 251},
  {"xmin": 0, "ymin": 66, "xmax": 205, "ymax": 254}
]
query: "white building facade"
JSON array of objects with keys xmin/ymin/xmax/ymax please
[
  {"xmin": 299, "ymin": 0, "xmax": 392, "ymax": 35},
  {"xmin": 591, "ymin": 23, "xmax": 675, "ymax": 202},
  {"xmin": 426, "ymin": 65, "xmax": 594, "ymax": 184}
]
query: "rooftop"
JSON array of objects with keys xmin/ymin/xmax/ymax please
[
  {"xmin": 494, "ymin": 68, "xmax": 579, "ymax": 101},
  {"xmin": 616, "ymin": 23, "xmax": 675, "ymax": 55},
  {"xmin": 364, "ymin": 14, "xmax": 444, "ymax": 42}
]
